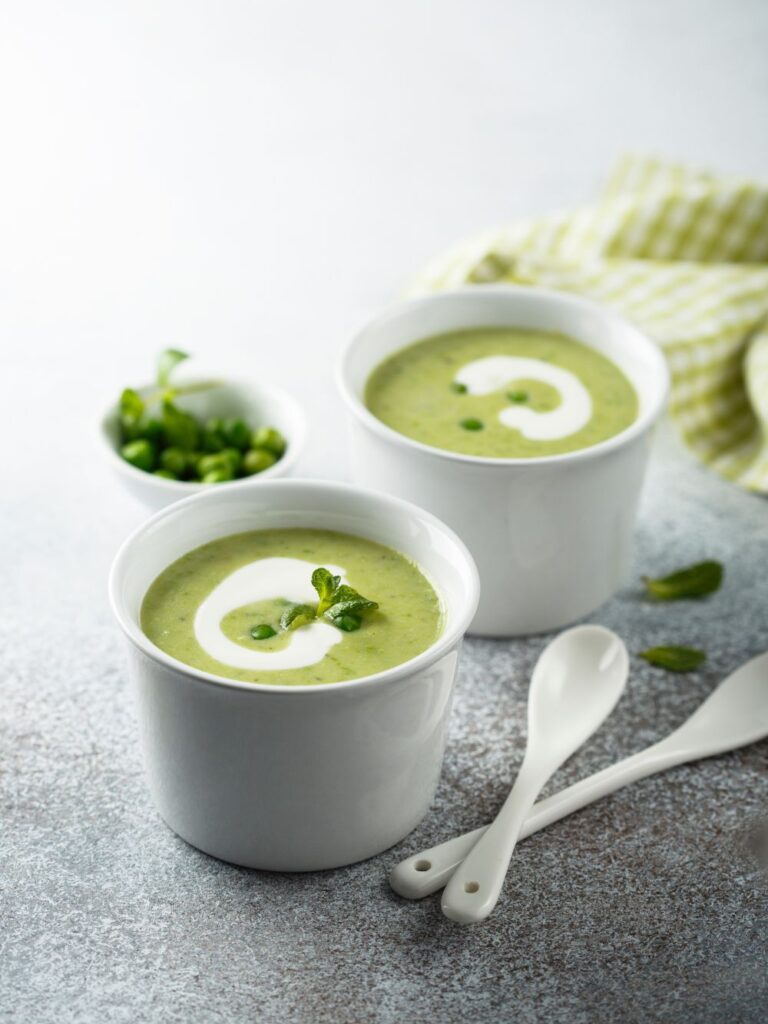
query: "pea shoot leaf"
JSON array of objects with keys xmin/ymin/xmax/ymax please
[
  {"xmin": 161, "ymin": 399, "xmax": 199, "ymax": 451},
  {"xmin": 312, "ymin": 568, "xmax": 342, "ymax": 616},
  {"xmin": 119, "ymin": 388, "xmax": 146, "ymax": 440},
  {"xmin": 639, "ymin": 646, "xmax": 707, "ymax": 672},
  {"xmin": 280, "ymin": 603, "xmax": 317, "ymax": 632},
  {"xmin": 120, "ymin": 387, "xmax": 144, "ymax": 419},
  {"xmin": 307, "ymin": 569, "xmax": 379, "ymax": 631},
  {"xmin": 643, "ymin": 560, "xmax": 723, "ymax": 601},
  {"xmin": 325, "ymin": 584, "xmax": 378, "ymax": 624},
  {"xmin": 156, "ymin": 348, "xmax": 190, "ymax": 389}
]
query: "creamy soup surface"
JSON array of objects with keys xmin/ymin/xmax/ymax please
[
  {"xmin": 364, "ymin": 327, "xmax": 639, "ymax": 458},
  {"xmin": 141, "ymin": 528, "xmax": 443, "ymax": 686}
]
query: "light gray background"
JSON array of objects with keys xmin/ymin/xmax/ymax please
[{"xmin": 1, "ymin": 2, "xmax": 767, "ymax": 1022}]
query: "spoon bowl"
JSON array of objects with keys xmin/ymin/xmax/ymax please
[
  {"xmin": 526, "ymin": 625, "xmax": 630, "ymax": 765},
  {"xmin": 666, "ymin": 650, "xmax": 768, "ymax": 756}
]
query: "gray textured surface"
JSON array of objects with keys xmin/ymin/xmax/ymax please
[{"xmin": 2, "ymin": 431, "xmax": 767, "ymax": 1024}]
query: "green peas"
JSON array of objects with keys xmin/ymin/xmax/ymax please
[
  {"xmin": 450, "ymin": 381, "xmax": 468, "ymax": 394},
  {"xmin": 334, "ymin": 614, "xmax": 361, "ymax": 632},
  {"xmin": 507, "ymin": 390, "xmax": 529, "ymax": 403},
  {"xmin": 460, "ymin": 418, "xmax": 484, "ymax": 431},
  {"xmin": 143, "ymin": 418, "xmax": 165, "ymax": 443},
  {"xmin": 201, "ymin": 467, "xmax": 233, "ymax": 484},
  {"xmin": 220, "ymin": 447, "xmax": 243, "ymax": 474},
  {"xmin": 183, "ymin": 451, "xmax": 203, "ymax": 479},
  {"xmin": 197, "ymin": 453, "xmax": 226, "ymax": 478},
  {"xmin": 250, "ymin": 624, "xmax": 277, "ymax": 640},
  {"xmin": 159, "ymin": 447, "xmax": 188, "ymax": 476},
  {"xmin": 114, "ymin": 360, "xmax": 289, "ymax": 485},
  {"xmin": 202, "ymin": 417, "xmax": 227, "ymax": 452},
  {"xmin": 242, "ymin": 449, "xmax": 277, "ymax": 475},
  {"xmin": 121, "ymin": 439, "xmax": 156, "ymax": 471},
  {"xmin": 251, "ymin": 426, "xmax": 286, "ymax": 456},
  {"xmin": 223, "ymin": 418, "xmax": 251, "ymax": 451}
]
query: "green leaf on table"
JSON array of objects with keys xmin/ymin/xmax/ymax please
[
  {"xmin": 312, "ymin": 567, "xmax": 342, "ymax": 616},
  {"xmin": 156, "ymin": 348, "xmax": 190, "ymax": 388},
  {"xmin": 639, "ymin": 646, "xmax": 707, "ymax": 672},
  {"xmin": 161, "ymin": 399, "xmax": 200, "ymax": 451},
  {"xmin": 643, "ymin": 560, "xmax": 723, "ymax": 601}
]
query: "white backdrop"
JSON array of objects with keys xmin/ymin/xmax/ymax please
[{"xmin": 2, "ymin": 0, "xmax": 767, "ymax": 481}]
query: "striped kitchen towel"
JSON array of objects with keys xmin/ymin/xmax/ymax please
[{"xmin": 408, "ymin": 155, "xmax": 768, "ymax": 493}]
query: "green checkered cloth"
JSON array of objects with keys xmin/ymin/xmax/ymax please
[{"xmin": 409, "ymin": 156, "xmax": 768, "ymax": 493}]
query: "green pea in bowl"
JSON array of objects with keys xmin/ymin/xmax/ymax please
[{"xmin": 101, "ymin": 377, "xmax": 306, "ymax": 511}]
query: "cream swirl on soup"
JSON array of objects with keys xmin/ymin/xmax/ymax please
[
  {"xmin": 454, "ymin": 355, "xmax": 592, "ymax": 441},
  {"xmin": 194, "ymin": 558, "xmax": 346, "ymax": 670},
  {"xmin": 364, "ymin": 327, "xmax": 638, "ymax": 458}
]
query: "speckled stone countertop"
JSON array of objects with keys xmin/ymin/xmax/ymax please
[{"xmin": 2, "ymin": 429, "xmax": 767, "ymax": 1024}]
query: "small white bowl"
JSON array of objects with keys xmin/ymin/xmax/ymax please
[
  {"xmin": 101, "ymin": 377, "xmax": 306, "ymax": 511},
  {"xmin": 338, "ymin": 285, "xmax": 669, "ymax": 637},
  {"xmin": 108, "ymin": 479, "xmax": 479, "ymax": 871}
]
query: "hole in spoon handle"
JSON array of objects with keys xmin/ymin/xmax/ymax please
[{"xmin": 388, "ymin": 826, "xmax": 487, "ymax": 899}]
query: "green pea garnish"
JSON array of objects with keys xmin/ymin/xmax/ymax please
[
  {"xmin": 220, "ymin": 447, "xmax": 243, "ymax": 475},
  {"xmin": 159, "ymin": 447, "xmax": 187, "ymax": 477},
  {"xmin": 202, "ymin": 417, "xmax": 227, "ymax": 453},
  {"xmin": 197, "ymin": 453, "xmax": 228, "ymax": 478},
  {"xmin": 250, "ymin": 624, "xmax": 277, "ymax": 640},
  {"xmin": 144, "ymin": 418, "xmax": 165, "ymax": 444},
  {"xmin": 114, "ymin": 350, "xmax": 288, "ymax": 483},
  {"xmin": 507, "ymin": 390, "xmax": 529, "ymax": 403},
  {"xmin": 251, "ymin": 426, "xmax": 287, "ymax": 457},
  {"xmin": 223, "ymin": 417, "xmax": 251, "ymax": 451},
  {"xmin": 450, "ymin": 381, "xmax": 468, "ymax": 394},
  {"xmin": 120, "ymin": 438, "xmax": 156, "ymax": 472},
  {"xmin": 460, "ymin": 418, "xmax": 484, "ymax": 431},
  {"xmin": 201, "ymin": 467, "xmax": 233, "ymax": 484},
  {"xmin": 243, "ymin": 449, "xmax": 277, "ymax": 475}
]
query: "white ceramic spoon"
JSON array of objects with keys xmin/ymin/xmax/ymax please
[
  {"xmin": 441, "ymin": 624, "xmax": 628, "ymax": 924},
  {"xmin": 393, "ymin": 649, "xmax": 768, "ymax": 902}
]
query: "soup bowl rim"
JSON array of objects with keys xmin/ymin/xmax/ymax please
[
  {"xmin": 336, "ymin": 283, "xmax": 670, "ymax": 468},
  {"xmin": 108, "ymin": 478, "xmax": 480, "ymax": 696}
]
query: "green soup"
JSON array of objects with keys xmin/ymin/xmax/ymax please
[
  {"xmin": 364, "ymin": 327, "xmax": 638, "ymax": 458},
  {"xmin": 141, "ymin": 528, "xmax": 443, "ymax": 686}
]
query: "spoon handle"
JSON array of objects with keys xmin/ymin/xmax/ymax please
[
  {"xmin": 441, "ymin": 759, "xmax": 546, "ymax": 924},
  {"xmin": 391, "ymin": 741, "xmax": 683, "ymax": 900}
]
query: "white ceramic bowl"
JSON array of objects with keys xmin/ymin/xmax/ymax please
[
  {"xmin": 109, "ymin": 479, "xmax": 479, "ymax": 871},
  {"xmin": 338, "ymin": 285, "xmax": 669, "ymax": 637},
  {"xmin": 101, "ymin": 377, "xmax": 306, "ymax": 511}
]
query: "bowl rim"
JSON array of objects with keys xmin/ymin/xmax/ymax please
[
  {"xmin": 100, "ymin": 376, "xmax": 307, "ymax": 493},
  {"xmin": 108, "ymin": 478, "xmax": 480, "ymax": 696},
  {"xmin": 336, "ymin": 284, "xmax": 670, "ymax": 468}
]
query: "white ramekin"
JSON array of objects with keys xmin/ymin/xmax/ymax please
[
  {"xmin": 337, "ymin": 285, "xmax": 669, "ymax": 637},
  {"xmin": 108, "ymin": 479, "xmax": 479, "ymax": 871},
  {"xmin": 101, "ymin": 378, "xmax": 306, "ymax": 511}
]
